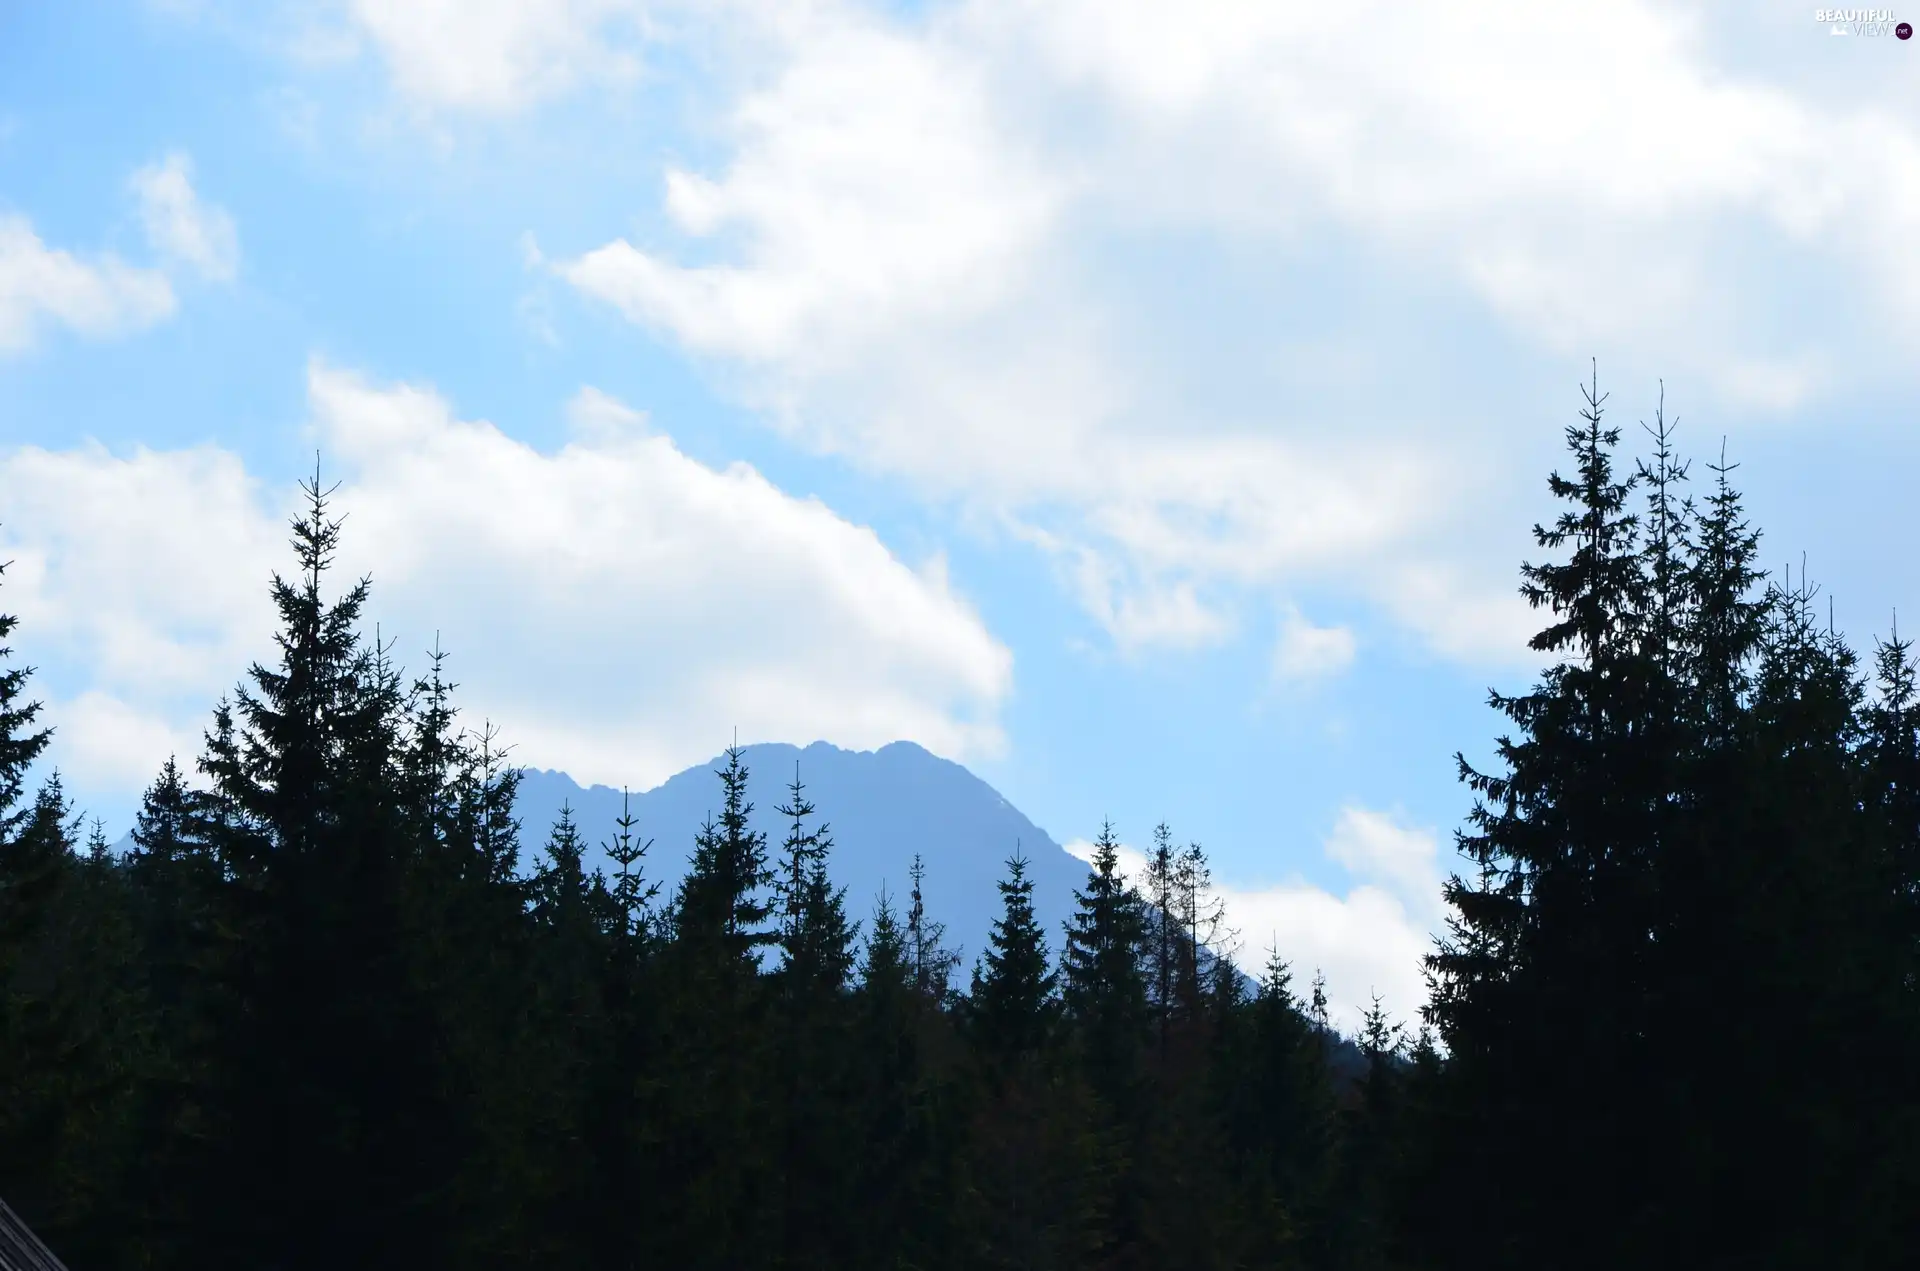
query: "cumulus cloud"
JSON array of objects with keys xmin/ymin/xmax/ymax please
[
  {"xmin": 537, "ymin": 0, "xmax": 1920, "ymax": 667},
  {"xmin": 1066, "ymin": 804, "xmax": 1446, "ymax": 1035},
  {"xmin": 0, "ymin": 217, "xmax": 177, "ymax": 352},
  {"xmin": 0, "ymin": 364, "xmax": 1012, "ymax": 808},
  {"xmin": 131, "ymin": 152, "xmax": 240, "ymax": 281},
  {"xmin": 0, "ymin": 439, "xmax": 283, "ymax": 692},
  {"xmin": 1324, "ymin": 805, "xmax": 1443, "ymax": 905},
  {"xmin": 0, "ymin": 437, "xmax": 282, "ymax": 800},
  {"xmin": 48, "ymin": 691, "xmax": 203, "ymax": 795},
  {"xmin": 230, "ymin": 1, "xmax": 1920, "ymax": 669}
]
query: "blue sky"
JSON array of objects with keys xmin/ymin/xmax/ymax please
[{"xmin": 4, "ymin": 0, "xmax": 1919, "ymax": 1023}]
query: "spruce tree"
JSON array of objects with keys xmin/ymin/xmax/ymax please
[
  {"xmin": 0, "ymin": 776, "xmax": 77, "ymax": 1240},
  {"xmin": 1424, "ymin": 371, "xmax": 1656, "ymax": 1270},
  {"xmin": 769, "ymin": 766, "xmax": 856, "ymax": 1271},
  {"xmin": 906, "ymin": 852, "xmax": 958, "ymax": 1003},
  {"xmin": 1216, "ymin": 948, "xmax": 1331, "ymax": 1267},
  {"xmin": 123, "ymin": 756, "xmax": 222, "ymax": 1261},
  {"xmin": 0, "ymin": 558, "xmax": 49, "ymax": 841},
  {"xmin": 0, "ymin": 560, "xmax": 57, "ymax": 1169},
  {"xmin": 853, "ymin": 886, "xmax": 961, "ymax": 1271},
  {"xmin": 970, "ymin": 850, "xmax": 1057, "ymax": 1065},
  {"xmin": 1061, "ymin": 819, "xmax": 1148, "ymax": 1110},
  {"xmin": 963, "ymin": 853, "xmax": 1108, "ymax": 1269},
  {"xmin": 605, "ymin": 787, "xmax": 660, "ymax": 941},
  {"xmin": 656, "ymin": 748, "xmax": 777, "ymax": 1271},
  {"xmin": 773, "ymin": 765, "xmax": 853, "ymax": 995},
  {"xmin": 187, "ymin": 471, "xmax": 461, "ymax": 1268},
  {"xmin": 675, "ymin": 747, "xmax": 772, "ymax": 956}
]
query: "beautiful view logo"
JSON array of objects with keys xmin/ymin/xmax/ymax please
[{"xmin": 1815, "ymin": 7, "xmax": 1910, "ymax": 35}]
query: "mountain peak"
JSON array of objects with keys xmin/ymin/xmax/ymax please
[{"xmin": 516, "ymin": 741, "xmax": 1083, "ymax": 962}]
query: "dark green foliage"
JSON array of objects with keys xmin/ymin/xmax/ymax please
[
  {"xmin": 769, "ymin": 769, "xmax": 857, "ymax": 1271},
  {"xmin": 1062, "ymin": 820, "xmax": 1148, "ymax": 1111},
  {"xmin": 5, "ymin": 393, "xmax": 1919, "ymax": 1271},
  {"xmin": 0, "ymin": 563, "xmax": 50, "ymax": 836},
  {"xmin": 1418, "ymin": 373, "xmax": 1920, "ymax": 1270},
  {"xmin": 969, "ymin": 850, "xmax": 1056, "ymax": 1066}
]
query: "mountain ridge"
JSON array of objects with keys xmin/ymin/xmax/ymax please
[{"xmin": 514, "ymin": 739, "xmax": 1089, "ymax": 969}]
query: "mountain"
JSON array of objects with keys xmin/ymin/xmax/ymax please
[{"xmin": 514, "ymin": 740, "xmax": 1090, "ymax": 973}]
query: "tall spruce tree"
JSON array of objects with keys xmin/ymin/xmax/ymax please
[
  {"xmin": 676, "ymin": 747, "xmax": 771, "ymax": 956},
  {"xmin": 852, "ymin": 887, "xmax": 960, "ymax": 1271},
  {"xmin": 1061, "ymin": 819, "xmax": 1148, "ymax": 1111},
  {"xmin": 1424, "ymin": 371, "xmax": 1656, "ymax": 1269},
  {"xmin": 773, "ymin": 766, "xmax": 853, "ymax": 996},
  {"xmin": 963, "ymin": 852, "xmax": 1107, "ymax": 1270},
  {"xmin": 1215, "ymin": 948, "xmax": 1331, "ymax": 1268},
  {"xmin": 770, "ymin": 766, "xmax": 856, "ymax": 1271},
  {"xmin": 189, "ymin": 471, "xmax": 462, "ymax": 1268},
  {"xmin": 656, "ymin": 748, "xmax": 777, "ymax": 1271},
  {"xmin": 0, "ymin": 775, "xmax": 78, "ymax": 1245},
  {"xmin": 970, "ymin": 851, "xmax": 1056, "ymax": 1065}
]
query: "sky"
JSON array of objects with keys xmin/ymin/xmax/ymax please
[{"xmin": 4, "ymin": 0, "xmax": 1920, "ymax": 1027}]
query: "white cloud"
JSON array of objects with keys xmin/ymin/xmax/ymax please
[
  {"xmin": 233, "ymin": 0, "xmax": 1920, "ymax": 667},
  {"xmin": 1324, "ymin": 805, "xmax": 1442, "ymax": 905},
  {"xmin": 131, "ymin": 152, "xmax": 240, "ymax": 281},
  {"xmin": 0, "ymin": 440, "xmax": 282, "ymax": 696},
  {"xmin": 566, "ymin": 384, "xmax": 648, "ymax": 441},
  {"xmin": 1, "ymin": 365, "xmax": 1012, "ymax": 804},
  {"xmin": 0, "ymin": 216, "xmax": 177, "ymax": 352},
  {"xmin": 1066, "ymin": 804, "xmax": 1445, "ymax": 1035},
  {"xmin": 537, "ymin": 0, "xmax": 1920, "ymax": 667},
  {"xmin": 1223, "ymin": 881, "xmax": 1435, "ymax": 1039},
  {"xmin": 342, "ymin": 0, "xmax": 647, "ymax": 113},
  {"xmin": 0, "ymin": 151, "xmax": 236, "ymax": 355},
  {"xmin": 560, "ymin": 6, "xmax": 1066, "ymax": 370},
  {"xmin": 1272, "ymin": 607, "xmax": 1355, "ymax": 683},
  {"xmin": 48, "ymin": 691, "xmax": 202, "ymax": 794}
]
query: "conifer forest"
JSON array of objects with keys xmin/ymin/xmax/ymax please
[{"xmin": 3, "ymin": 378, "xmax": 1918, "ymax": 1270}]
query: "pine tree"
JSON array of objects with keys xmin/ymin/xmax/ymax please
[
  {"xmin": 185, "ymin": 470, "xmax": 462, "ymax": 1268},
  {"xmin": 1326, "ymin": 995, "xmax": 1407, "ymax": 1271},
  {"xmin": 1865, "ymin": 627, "xmax": 1920, "ymax": 1260},
  {"xmin": 1142, "ymin": 822, "xmax": 1180, "ymax": 1056},
  {"xmin": 1423, "ymin": 371, "xmax": 1656, "ymax": 1270},
  {"xmin": 605, "ymin": 787, "xmax": 660, "ymax": 942},
  {"xmin": 963, "ymin": 856, "xmax": 1107, "ymax": 1269},
  {"xmin": 766, "ymin": 766, "xmax": 857, "ymax": 1271},
  {"xmin": 0, "ymin": 776, "xmax": 79, "ymax": 1239},
  {"xmin": 1698, "ymin": 564, "xmax": 1890, "ymax": 1265},
  {"xmin": 1061, "ymin": 819, "xmax": 1148, "ymax": 1110},
  {"xmin": 970, "ymin": 850, "xmax": 1057, "ymax": 1065},
  {"xmin": 773, "ymin": 765, "xmax": 854, "ymax": 995},
  {"xmin": 907, "ymin": 852, "xmax": 959, "ymax": 1003},
  {"xmin": 122, "ymin": 756, "xmax": 223, "ymax": 1261},
  {"xmin": 853, "ymin": 886, "xmax": 961, "ymax": 1271},
  {"xmin": 676, "ymin": 747, "xmax": 772, "ymax": 956},
  {"xmin": 0, "ymin": 558, "xmax": 49, "ymax": 842},
  {"xmin": 1172, "ymin": 839, "xmax": 1229, "ymax": 1028},
  {"xmin": 656, "ymin": 748, "xmax": 777, "ymax": 1271},
  {"xmin": 0, "ymin": 561, "xmax": 57, "ymax": 1138},
  {"xmin": 1216, "ymin": 948, "xmax": 1331, "ymax": 1267},
  {"xmin": 529, "ymin": 803, "xmax": 600, "ymax": 934}
]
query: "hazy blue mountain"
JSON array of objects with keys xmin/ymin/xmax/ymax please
[{"xmin": 515, "ymin": 740, "xmax": 1091, "ymax": 972}]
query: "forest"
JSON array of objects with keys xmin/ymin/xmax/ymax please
[{"xmin": 2, "ymin": 378, "xmax": 1917, "ymax": 1270}]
